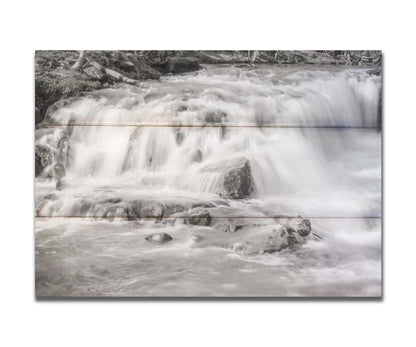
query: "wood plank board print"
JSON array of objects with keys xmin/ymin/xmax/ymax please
[{"xmin": 35, "ymin": 51, "xmax": 382, "ymax": 297}]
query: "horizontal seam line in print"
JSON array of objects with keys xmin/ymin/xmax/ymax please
[{"xmin": 37, "ymin": 123, "xmax": 380, "ymax": 129}]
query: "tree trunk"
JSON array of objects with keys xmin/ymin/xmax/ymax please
[{"xmin": 71, "ymin": 50, "xmax": 86, "ymax": 70}]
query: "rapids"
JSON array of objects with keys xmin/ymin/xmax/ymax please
[{"xmin": 35, "ymin": 65, "xmax": 382, "ymax": 296}]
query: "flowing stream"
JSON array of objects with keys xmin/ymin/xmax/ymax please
[{"xmin": 35, "ymin": 65, "xmax": 382, "ymax": 297}]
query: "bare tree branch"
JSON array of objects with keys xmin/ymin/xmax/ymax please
[{"xmin": 71, "ymin": 50, "xmax": 86, "ymax": 70}]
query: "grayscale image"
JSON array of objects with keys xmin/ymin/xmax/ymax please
[{"xmin": 35, "ymin": 50, "xmax": 382, "ymax": 297}]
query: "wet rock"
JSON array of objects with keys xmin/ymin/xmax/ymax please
[
  {"xmin": 54, "ymin": 163, "xmax": 66, "ymax": 190},
  {"xmin": 225, "ymin": 224, "xmax": 244, "ymax": 233},
  {"xmin": 93, "ymin": 205, "xmax": 110, "ymax": 218},
  {"xmin": 288, "ymin": 218, "xmax": 311, "ymax": 237},
  {"xmin": 167, "ymin": 57, "xmax": 200, "ymax": 74},
  {"xmin": 122, "ymin": 128, "xmax": 141, "ymax": 171},
  {"xmin": 378, "ymin": 88, "xmax": 382, "ymax": 130},
  {"xmin": 125, "ymin": 198, "xmax": 219, "ymax": 221},
  {"xmin": 221, "ymin": 158, "xmax": 254, "ymax": 199},
  {"xmin": 79, "ymin": 200, "xmax": 94, "ymax": 215},
  {"xmin": 174, "ymin": 128, "xmax": 184, "ymax": 145},
  {"xmin": 128, "ymin": 55, "xmax": 161, "ymax": 80},
  {"xmin": 106, "ymin": 206, "xmax": 128, "ymax": 220},
  {"xmin": 35, "ymin": 107, "xmax": 43, "ymax": 124},
  {"xmin": 367, "ymin": 68, "xmax": 381, "ymax": 76},
  {"xmin": 202, "ymin": 157, "xmax": 254, "ymax": 199},
  {"xmin": 219, "ymin": 224, "xmax": 244, "ymax": 233},
  {"xmin": 145, "ymin": 232, "xmax": 173, "ymax": 243},
  {"xmin": 129, "ymin": 200, "xmax": 164, "ymax": 219},
  {"xmin": 235, "ymin": 226, "xmax": 305, "ymax": 255},
  {"xmin": 43, "ymin": 193, "xmax": 58, "ymax": 201},
  {"xmin": 191, "ymin": 149, "xmax": 203, "ymax": 162},
  {"xmin": 70, "ymin": 199, "xmax": 94, "ymax": 216},
  {"xmin": 161, "ymin": 202, "xmax": 186, "ymax": 217},
  {"xmin": 56, "ymin": 136, "xmax": 69, "ymax": 166},
  {"xmin": 184, "ymin": 208, "xmax": 212, "ymax": 226},
  {"xmin": 174, "ymin": 104, "xmax": 188, "ymax": 112},
  {"xmin": 35, "ymin": 145, "xmax": 54, "ymax": 177},
  {"xmin": 220, "ymin": 125, "xmax": 226, "ymax": 139},
  {"xmin": 98, "ymin": 197, "xmax": 123, "ymax": 204},
  {"xmin": 204, "ymin": 110, "xmax": 226, "ymax": 124}
]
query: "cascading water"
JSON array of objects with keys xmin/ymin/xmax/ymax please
[{"xmin": 35, "ymin": 65, "xmax": 381, "ymax": 296}]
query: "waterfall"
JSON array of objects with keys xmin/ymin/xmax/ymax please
[{"xmin": 37, "ymin": 65, "xmax": 380, "ymax": 217}]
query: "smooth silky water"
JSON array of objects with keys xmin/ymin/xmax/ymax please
[{"xmin": 35, "ymin": 65, "xmax": 381, "ymax": 297}]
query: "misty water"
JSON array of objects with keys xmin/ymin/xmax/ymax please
[{"xmin": 35, "ymin": 65, "xmax": 381, "ymax": 297}]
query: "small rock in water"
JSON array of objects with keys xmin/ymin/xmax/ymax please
[
  {"xmin": 174, "ymin": 104, "xmax": 188, "ymax": 112},
  {"xmin": 222, "ymin": 224, "xmax": 244, "ymax": 233},
  {"xmin": 191, "ymin": 149, "xmax": 203, "ymax": 162},
  {"xmin": 145, "ymin": 232, "xmax": 173, "ymax": 243},
  {"xmin": 175, "ymin": 129, "xmax": 185, "ymax": 145},
  {"xmin": 43, "ymin": 193, "xmax": 58, "ymax": 201},
  {"xmin": 285, "ymin": 218, "xmax": 312, "ymax": 237}
]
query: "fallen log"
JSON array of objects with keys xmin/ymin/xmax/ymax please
[{"xmin": 86, "ymin": 57, "xmax": 140, "ymax": 85}]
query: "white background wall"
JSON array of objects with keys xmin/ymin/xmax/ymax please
[{"xmin": 0, "ymin": 1, "xmax": 414, "ymax": 346}]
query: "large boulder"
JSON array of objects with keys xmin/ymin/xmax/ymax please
[
  {"xmin": 192, "ymin": 218, "xmax": 314, "ymax": 255},
  {"xmin": 167, "ymin": 57, "xmax": 200, "ymax": 74},
  {"xmin": 131, "ymin": 56, "xmax": 161, "ymax": 80},
  {"xmin": 201, "ymin": 157, "xmax": 254, "ymax": 199},
  {"xmin": 127, "ymin": 198, "xmax": 217, "ymax": 221},
  {"xmin": 222, "ymin": 158, "xmax": 253, "ymax": 199},
  {"xmin": 233, "ymin": 224, "xmax": 309, "ymax": 255}
]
